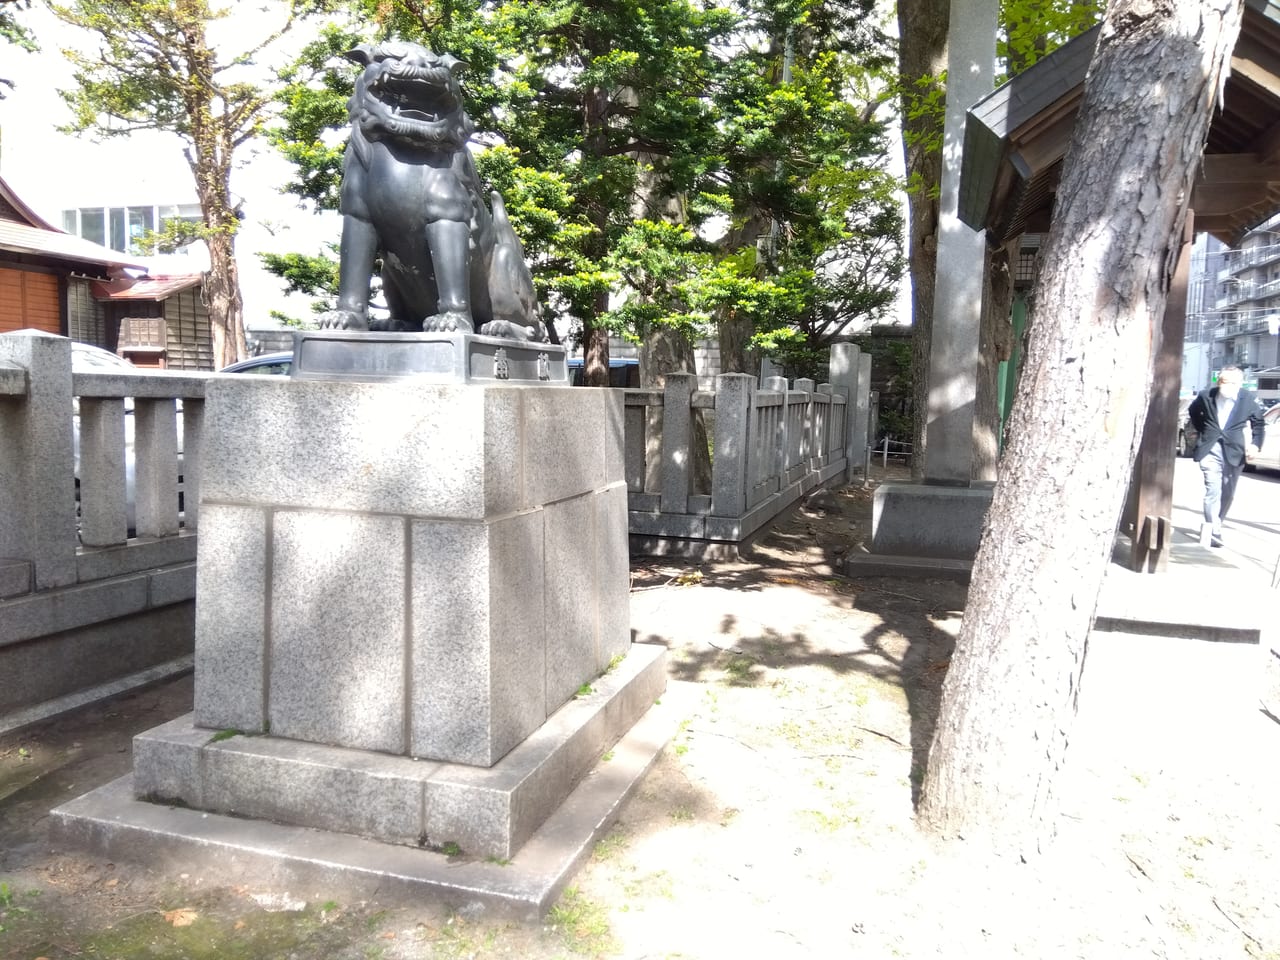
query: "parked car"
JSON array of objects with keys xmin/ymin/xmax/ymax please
[
  {"xmin": 566, "ymin": 357, "xmax": 640, "ymax": 387},
  {"xmin": 220, "ymin": 351, "xmax": 293, "ymax": 375},
  {"xmin": 1176, "ymin": 398, "xmax": 1198, "ymax": 457},
  {"xmin": 1246, "ymin": 403, "xmax": 1280, "ymax": 473}
]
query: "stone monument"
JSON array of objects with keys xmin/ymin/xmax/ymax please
[{"xmin": 53, "ymin": 42, "xmax": 674, "ymax": 917}]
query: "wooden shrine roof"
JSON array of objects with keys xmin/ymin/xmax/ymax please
[{"xmin": 959, "ymin": 0, "xmax": 1280, "ymax": 246}]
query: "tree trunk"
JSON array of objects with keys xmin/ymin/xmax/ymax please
[
  {"xmin": 582, "ymin": 80, "xmax": 612, "ymax": 388},
  {"xmin": 897, "ymin": 0, "xmax": 949, "ymax": 479},
  {"xmin": 640, "ymin": 327, "xmax": 713, "ymax": 495},
  {"xmin": 205, "ymin": 231, "xmax": 246, "ymax": 370},
  {"xmin": 717, "ymin": 309, "xmax": 757, "ymax": 376},
  {"xmin": 918, "ymin": 0, "xmax": 1244, "ymax": 855}
]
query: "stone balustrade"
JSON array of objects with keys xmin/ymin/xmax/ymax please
[
  {"xmin": 0, "ymin": 331, "xmax": 873, "ymax": 726},
  {"xmin": 624, "ymin": 342, "xmax": 872, "ymax": 557},
  {"xmin": 0, "ymin": 330, "xmax": 200, "ymax": 732}
]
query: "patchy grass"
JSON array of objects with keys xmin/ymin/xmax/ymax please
[{"xmin": 546, "ymin": 886, "xmax": 614, "ymax": 956}]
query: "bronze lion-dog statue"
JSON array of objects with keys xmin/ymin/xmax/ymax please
[{"xmin": 319, "ymin": 41, "xmax": 545, "ymax": 342}]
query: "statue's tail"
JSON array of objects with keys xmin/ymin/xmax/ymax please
[{"xmin": 487, "ymin": 191, "xmax": 542, "ymax": 335}]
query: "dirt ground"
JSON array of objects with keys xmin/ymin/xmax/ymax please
[{"xmin": 2, "ymin": 462, "xmax": 1279, "ymax": 959}]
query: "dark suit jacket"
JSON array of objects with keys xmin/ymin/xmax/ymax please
[{"xmin": 1188, "ymin": 386, "xmax": 1267, "ymax": 467}]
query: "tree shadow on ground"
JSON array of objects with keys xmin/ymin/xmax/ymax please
[{"xmin": 632, "ymin": 569, "xmax": 965, "ymax": 809}]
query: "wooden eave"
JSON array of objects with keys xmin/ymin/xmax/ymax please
[{"xmin": 959, "ymin": 0, "xmax": 1280, "ymax": 247}]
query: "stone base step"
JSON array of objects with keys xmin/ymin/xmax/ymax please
[{"xmin": 52, "ymin": 674, "xmax": 694, "ymax": 921}]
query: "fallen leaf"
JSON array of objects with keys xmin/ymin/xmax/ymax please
[
  {"xmin": 164, "ymin": 908, "xmax": 198, "ymax": 927},
  {"xmin": 234, "ymin": 920, "xmax": 247, "ymax": 931},
  {"xmin": 104, "ymin": 878, "xmax": 119, "ymax": 888},
  {"xmin": 380, "ymin": 931, "xmax": 397, "ymax": 940}
]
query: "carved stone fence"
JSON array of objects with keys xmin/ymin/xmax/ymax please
[
  {"xmin": 0, "ymin": 331, "xmax": 872, "ymax": 728},
  {"xmin": 0, "ymin": 331, "xmax": 201, "ymax": 733},
  {"xmin": 625, "ymin": 343, "xmax": 872, "ymax": 557}
]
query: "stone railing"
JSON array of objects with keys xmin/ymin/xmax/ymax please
[
  {"xmin": 0, "ymin": 331, "xmax": 202, "ymax": 732},
  {"xmin": 0, "ymin": 331, "xmax": 872, "ymax": 724},
  {"xmin": 625, "ymin": 343, "xmax": 872, "ymax": 557}
]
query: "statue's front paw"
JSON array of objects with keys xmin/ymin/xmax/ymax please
[
  {"xmin": 424, "ymin": 311, "xmax": 474, "ymax": 334},
  {"xmin": 318, "ymin": 309, "xmax": 369, "ymax": 331},
  {"xmin": 479, "ymin": 319, "xmax": 541, "ymax": 342}
]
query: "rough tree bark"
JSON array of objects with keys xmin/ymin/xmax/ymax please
[
  {"xmin": 896, "ymin": 0, "xmax": 949, "ymax": 478},
  {"xmin": 918, "ymin": 0, "xmax": 1244, "ymax": 854},
  {"xmin": 582, "ymin": 79, "xmax": 613, "ymax": 388}
]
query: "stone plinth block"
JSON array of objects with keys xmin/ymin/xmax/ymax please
[
  {"xmin": 202, "ymin": 376, "xmax": 524, "ymax": 519},
  {"xmin": 270, "ymin": 510, "xmax": 406, "ymax": 753},
  {"xmin": 195, "ymin": 377, "xmax": 630, "ymax": 766},
  {"xmin": 411, "ymin": 511, "xmax": 546, "ymax": 766},
  {"xmin": 131, "ymin": 643, "xmax": 667, "ymax": 860},
  {"xmin": 872, "ymin": 482, "xmax": 994, "ymax": 561},
  {"xmin": 194, "ymin": 504, "xmax": 267, "ymax": 732},
  {"xmin": 292, "ymin": 331, "xmax": 569, "ymax": 385}
]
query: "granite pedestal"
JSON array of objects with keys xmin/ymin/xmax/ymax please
[
  {"xmin": 56, "ymin": 343, "xmax": 671, "ymax": 898},
  {"xmin": 871, "ymin": 482, "xmax": 995, "ymax": 561}
]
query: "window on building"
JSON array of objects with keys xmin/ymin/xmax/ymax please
[
  {"xmin": 109, "ymin": 207, "xmax": 126, "ymax": 252},
  {"xmin": 79, "ymin": 208, "xmax": 105, "ymax": 246},
  {"xmin": 60, "ymin": 203, "xmax": 203, "ymax": 255}
]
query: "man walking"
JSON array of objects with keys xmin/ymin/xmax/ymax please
[{"xmin": 1187, "ymin": 365, "xmax": 1267, "ymax": 547}]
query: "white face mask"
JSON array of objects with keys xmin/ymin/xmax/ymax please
[{"xmin": 1219, "ymin": 378, "xmax": 1242, "ymax": 400}]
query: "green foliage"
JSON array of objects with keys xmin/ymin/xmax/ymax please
[
  {"xmin": 851, "ymin": 331, "xmax": 913, "ymax": 439},
  {"xmin": 258, "ymin": 248, "xmax": 340, "ymax": 299},
  {"xmin": 135, "ymin": 218, "xmax": 206, "ymax": 256},
  {"xmin": 999, "ymin": 0, "xmax": 1102, "ymax": 78},
  {"xmin": 267, "ymin": 0, "xmax": 904, "ymax": 367}
]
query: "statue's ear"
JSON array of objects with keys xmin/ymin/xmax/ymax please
[
  {"xmin": 345, "ymin": 44, "xmax": 378, "ymax": 67},
  {"xmin": 441, "ymin": 53, "xmax": 468, "ymax": 76}
]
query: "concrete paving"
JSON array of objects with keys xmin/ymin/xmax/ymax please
[
  {"xmin": 847, "ymin": 458, "xmax": 1279, "ymax": 642},
  {"xmin": 1095, "ymin": 458, "xmax": 1280, "ymax": 642}
]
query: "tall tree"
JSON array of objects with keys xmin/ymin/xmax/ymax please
[
  {"xmin": 51, "ymin": 0, "xmax": 322, "ymax": 368},
  {"xmin": 896, "ymin": 0, "xmax": 949, "ymax": 478},
  {"xmin": 918, "ymin": 0, "xmax": 1245, "ymax": 853},
  {"xmin": 713, "ymin": 0, "xmax": 897, "ymax": 375}
]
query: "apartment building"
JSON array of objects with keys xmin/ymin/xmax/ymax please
[{"xmin": 1185, "ymin": 216, "xmax": 1280, "ymax": 402}]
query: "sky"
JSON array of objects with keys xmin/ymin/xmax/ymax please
[{"xmin": 0, "ymin": 3, "xmax": 339, "ymax": 329}]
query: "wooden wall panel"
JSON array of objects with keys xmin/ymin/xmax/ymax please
[{"xmin": 0, "ymin": 268, "xmax": 60, "ymax": 334}]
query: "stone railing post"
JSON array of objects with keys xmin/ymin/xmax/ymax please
[
  {"xmin": 764, "ymin": 375, "xmax": 788, "ymax": 489},
  {"xmin": 135, "ymin": 397, "xmax": 180, "ymax": 538},
  {"xmin": 182, "ymin": 398, "xmax": 205, "ymax": 531},
  {"xmin": 829, "ymin": 342, "xmax": 862, "ymax": 480},
  {"xmin": 0, "ymin": 331, "xmax": 77, "ymax": 590},
  {"xmin": 78, "ymin": 397, "xmax": 129, "ymax": 546},
  {"xmin": 794, "ymin": 377, "xmax": 816, "ymax": 467},
  {"xmin": 854, "ymin": 352, "xmax": 872, "ymax": 469},
  {"xmin": 817, "ymin": 383, "xmax": 837, "ymax": 460},
  {"xmin": 711, "ymin": 373, "xmax": 753, "ymax": 517},
  {"xmin": 660, "ymin": 373, "xmax": 697, "ymax": 514}
]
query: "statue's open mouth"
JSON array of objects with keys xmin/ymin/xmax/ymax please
[{"xmin": 381, "ymin": 75, "xmax": 456, "ymax": 124}]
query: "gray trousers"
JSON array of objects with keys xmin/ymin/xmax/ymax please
[{"xmin": 1199, "ymin": 444, "xmax": 1243, "ymax": 530}]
